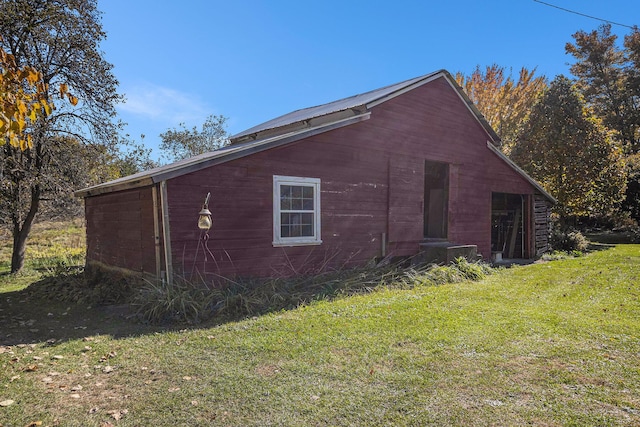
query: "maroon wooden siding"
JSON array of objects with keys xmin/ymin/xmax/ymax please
[
  {"xmin": 164, "ymin": 76, "xmax": 538, "ymax": 278},
  {"xmin": 85, "ymin": 187, "xmax": 157, "ymax": 274}
]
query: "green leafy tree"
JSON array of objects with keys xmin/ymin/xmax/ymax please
[
  {"xmin": 455, "ymin": 64, "xmax": 547, "ymax": 153},
  {"xmin": 114, "ymin": 135, "xmax": 159, "ymax": 176},
  {"xmin": 566, "ymin": 24, "xmax": 640, "ymax": 222},
  {"xmin": 511, "ymin": 76, "xmax": 626, "ymax": 222},
  {"xmin": 566, "ymin": 24, "xmax": 640, "ymax": 151},
  {"xmin": 0, "ymin": 0, "xmax": 121, "ymax": 273},
  {"xmin": 159, "ymin": 114, "xmax": 229, "ymax": 163}
]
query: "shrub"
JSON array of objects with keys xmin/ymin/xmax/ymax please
[
  {"xmin": 550, "ymin": 228, "xmax": 589, "ymax": 252},
  {"xmin": 450, "ymin": 257, "xmax": 492, "ymax": 280},
  {"xmin": 133, "ymin": 277, "xmax": 218, "ymax": 324}
]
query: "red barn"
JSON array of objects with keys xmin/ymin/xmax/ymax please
[{"xmin": 75, "ymin": 70, "xmax": 554, "ymax": 281}]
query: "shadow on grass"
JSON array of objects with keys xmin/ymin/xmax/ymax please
[
  {"xmin": 586, "ymin": 231, "xmax": 639, "ymax": 245},
  {"xmin": 0, "ymin": 258, "xmax": 487, "ymax": 346},
  {"xmin": 0, "ymin": 283, "xmax": 171, "ymax": 347},
  {"xmin": 1, "ymin": 267, "xmax": 394, "ymax": 347}
]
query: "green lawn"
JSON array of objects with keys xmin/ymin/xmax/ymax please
[{"xmin": 0, "ymin": 233, "xmax": 639, "ymax": 425}]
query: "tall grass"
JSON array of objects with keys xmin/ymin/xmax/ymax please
[{"xmin": 134, "ymin": 257, "xmax": 495, "ymax": 324}]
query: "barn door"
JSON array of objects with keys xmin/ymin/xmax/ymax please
[{"xmin": 424, "ymin": 160, "xmax": 449, "ymax": 239}]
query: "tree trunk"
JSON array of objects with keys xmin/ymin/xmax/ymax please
[
  {"xmin": 11, "ymin": 226, "xmax": 30, "ymax": 273},
  {"xmin": 10, "ymin": 185, "xmax": 41, "ymax": 274}
]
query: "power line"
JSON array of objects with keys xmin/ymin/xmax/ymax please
[{"xmin": 533, "ymin": 0, "xmax": 636, "ymax": 30}]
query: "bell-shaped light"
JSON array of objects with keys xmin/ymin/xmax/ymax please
[
  {"xmin": 197, "ymin": 192, "xmax": 212, "ymax": 230},
  {"xmin": 198, "ymin": 207, "xmax": 212, "ymax": 230}
]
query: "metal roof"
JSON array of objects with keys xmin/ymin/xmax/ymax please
[
  {"xmin": 230, "ymin": 73, "xmax": 435, "ymax": 142},
  {"xmin": 75, "ymin": 69, "xmax": 551, "ymax": 202}
]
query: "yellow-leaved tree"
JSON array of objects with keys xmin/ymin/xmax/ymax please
[
  {"xmin": 455, "ymin": 65, "xmax": 547, "ymax": 154},
  {"xmin": 0, "ymin": 43, "xmax": 50, "ymax": 150},
  {"xmin": 1, "ymin": 0, "xmax": 119, "ymax": 274}
]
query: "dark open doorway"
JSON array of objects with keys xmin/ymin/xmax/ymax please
[
  {"xmin": 424, "ymin": 160, "xmax": 448, "ymax": 239},
  {"xmin": 491, "ymin": 193, "xmax": 528, "ymax": 259}
]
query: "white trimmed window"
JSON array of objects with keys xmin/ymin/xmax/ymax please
[{"xmin": 273, "ymin": 175, "xmax": 321, "ymax": 246}]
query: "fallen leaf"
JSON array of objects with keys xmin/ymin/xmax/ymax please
[
  {"xmin": 23, "ymin": 365, "xmax": 38, "ymax": 372},
  {"xmin": 168, "ymin": 387, "xmax": 180, "ymax": 393},
  {"xmin": 0, "ymin": 400, "xmax": 15, "ymax": 407},
  {"xmin": 69, "ymin": 394, "xmax": 80, "ymax": 399},
  {"xmin": 107, "ymin": 409, "xmax": 128, "ymax": 420},
  {"xmin": 71, "ymin": 385, "xmax": 83, "ymax": 392},
  {"xmin": 52, "ymin": 355, "xmax": 64, "ymax": 360},
  {"xmin": 41, "ymin": 377, "xmax": 53, "ymax": 383},
  {"xmin": 9, "ymin": 376, "xmax": 19, "ymax": 382},
  {"xmin": 182, "ymin": 376, "xmax": 192, "ymax": 381},
  {"xmin": 24, "ymin": 421, "xmax": 42, "ymax": 427},
  {"xmin": 88, "ymin": 407, "xmax": 99, "ymax": 414},
  {"xmin": 100, "ymin": 422, "xmax": 114, "ymax": 427},
  {"xmin": 102, "ymin": 366, "xmax": 114, "ymax": 374},
  {"xmin": 191, "ymin": 400, "xmax": 199, "ymax": 406}
]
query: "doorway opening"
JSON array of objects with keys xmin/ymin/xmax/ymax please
[
  {"xmin": 491, "ymin": 193, "xmax": 528, "ymax": 259},
  {"xmin": 424, "ymin": 160, "xmax": 448, "ymax": 239}
]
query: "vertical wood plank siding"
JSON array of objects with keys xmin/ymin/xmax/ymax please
[
  {"xmin": 85, "ymin": 187, "xmax": 156, "ymax": 273},
  {"xmin": 534, "ymin": 195, "xmax": 552, "ymax": 255},
  {"xmin": 164, "ymin": 76, "xmax": 538, "ymax": 278}
]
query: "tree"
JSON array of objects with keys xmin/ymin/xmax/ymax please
[
  {"xmin": 159, "ymin": 114, "xmax": 229, "ymax": 163},
  {"xmin": 0, "ymin": 0, "xmax": 121, "ymax": 273},
  {"xmin": 511, "ymin": 76, "xmax": 626, "ymax": 222},
  {"xmin": 0, "ymin": 42, "xmax": 52, "ymax": 150},
  {"xmin": 566, "ymin": 24, "xmax": 640, "ymax": 223},
  {"xmin": 455, "ymin": 64, "xmax": 547, "ymax": 153},
  {"xmin": 566, "ymin": 24, "xmax": 640, "ymax": 152},
  {"xmin": 114, "ymin": 135, "xmax": 159, "ymax": 176}
]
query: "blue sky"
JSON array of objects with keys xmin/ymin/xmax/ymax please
[{"xmin": 98, "ymin": 0, "xmax": 639, "ymax": 159}]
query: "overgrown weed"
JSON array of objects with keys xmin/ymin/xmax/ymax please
[
  {"xmin": 135, "ymin": 257, "xmax": 495, "ymax": 324},
  {"xmin": 541, "ymin": 250, "xmax": 584, "ymax": 261}
]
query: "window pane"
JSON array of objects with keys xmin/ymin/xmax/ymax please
[
  {"xmin": 280, "ymin": 185, "xmax": 292, "ymax": 210},
  {"xmin": 281, "ymin": 212, "xmax": 314, "ymax": 237},
  {"xmin": 292, "ymin": 186, "xmax": 303, "ymax": 199},
  {"xmin": 302, "ymin": 198, "xmax": 314, "ymax": 210},
  {"xmin": 291, "ymin": 196, "xmax": 303, "ymax": 210},
  {"xmin": 281, "ymin": 185, "xmax": 292, "ymax": 198},
  {"xmin": 301, "ymin": 213, "xmax": 314, "ymax": 227},
  {"xmin": 281, "ymin": 184, "xmax": 316, "ymax": 212},
  {"xmin": 302, "ymin": 186, "xmax": 314, "ymax": 198},
  {"xmin": 280, "ymin": 196, "xmax": 291, "ymax": 210}
]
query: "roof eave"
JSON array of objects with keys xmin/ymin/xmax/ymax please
[
  {"xmin": 74, "ymin": 112, "xmax": 371, "ymax": 198},
  {"xmin": 486, "ymin": 141, "xmax": 557, "ymax": 203}
]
